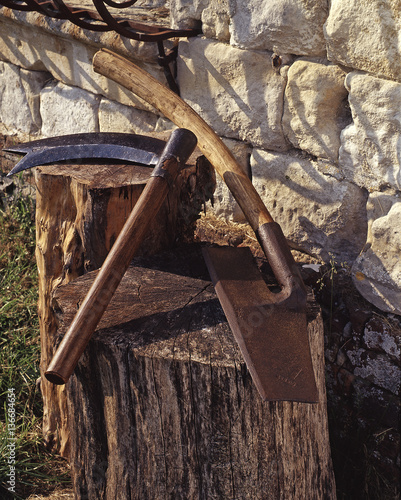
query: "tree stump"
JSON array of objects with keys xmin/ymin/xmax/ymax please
[
  {"xmin": 35, "ymin": 146, "xmax": 214, "ymax": 457},
  {"xmin": 53, "ymin": 245, "xmax": 336, "ymax": 499}
]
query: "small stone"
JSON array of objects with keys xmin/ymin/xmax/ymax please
[
  {"xmin": 346, "ymin": 349, "xmax": 400, "ymax": 395},
  {"xmin": 170, "ymin": 0, "xmax": 206, "ymax": 29},
  {"xmin": 0, "ymin": 175, "xmax": 14, "ymax": 194},
  {"xmin": 0, "ymin": 61, "xmax": 49, "ymax": 135},
  {"xmin": 336, "ymin": 349, "xmax": 348, "ymax": 367},
  {"xmin": 202, "ymin": 0, "xmax": 230, "ymax": 42},
  {"xmin": 364, "ymin": 317, "xmax": 401, "ymax": 360}
]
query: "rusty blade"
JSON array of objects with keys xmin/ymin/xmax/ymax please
[
  {"xmin": 202, "ymin": 246, "xmax": 318, "ymax": 403},
  {"xmin": 5, "ymin": 133, "xmax": 166, "ymax": 176}
]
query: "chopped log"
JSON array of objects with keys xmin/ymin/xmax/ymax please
[
  {"xmin": 53, "ymin": 245, "xmax": 336, "ymax": 499},
  {"xmin": 35, "ymin": 147, "xmax": 214, "ymax": 457}
]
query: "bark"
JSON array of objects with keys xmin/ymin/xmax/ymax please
[
  {"xmin": 35, "ymin": 148, "xmax": 214, "ymax": 456},
  {"xmin": 53, "ymin": 245, "xmax": 336, "ymax": 499}
]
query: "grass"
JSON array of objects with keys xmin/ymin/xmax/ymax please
[{"xmin": 0, "ymin": 191, "xmax": 71, "ymax": 499}]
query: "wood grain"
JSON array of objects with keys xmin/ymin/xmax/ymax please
[
  {"xmin": 54, "ymin": 246, "xmax": 336, "ymax": 499},
  {"xmin": 45, "ymin": 129, "xmax": 197, "ymax": 385},
  {"xmin": 35, "ymin": 139, "xmax": 213, "ymax": 456}
]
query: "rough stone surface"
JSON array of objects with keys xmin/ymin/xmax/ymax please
[
  {"xmin": 178, "ymin": 37, "xmax": 288, "ymax": 151},
  {"xmin": 340, "ymin": 72, "xmax": 401, "ymax": 192},
  {"xmin": 228, "ymin": 0, "xmax": 328, "ymax": 55},
  {"xmin": 283, "ymin": 59, "xmax": 349, "ymax": 162},
  {"xmin": 345, "ymin": 349, "xmax": 400, "ymax": 395},
  {"xmin": 352, "ymin": 196, "xmax": 401, "ymax": 315},
  {"xmin": 0, "ymin": 15, "xmax": 166, "ymax": 110},
  {"xmin": 205, "ymin": 137, "xmax": 251, "ymax": 222},
  {"xmin": 0, "ymin": 61, "xmax": 49, "ymax": 135},
  {"xmin": 59, "ymin": 249, "xmax": 335, "ymax": 500},
  {"xmin": 0, "ymin": 7, "xmax": 161, "ymax": 63},
  {"xmin": 170, "ymin": 0, "xmax": 207, "ymax": 29},
  {"xmin": 40, "ymin": 82, "xmax": 100, "ymax": 136},
  {"xmin": 154, "ymin": 116, "xmax": 176, "ymax": 133},
  {"xmin": 201, "ymin": 0, "xmax": 230, "ymax": 42},
  {"xmin": 251, "ymin": 148, "xmax": 368, "ymax": 262},
  {"xmin": 324, "ymin": 0, "xmax": 401, "ymax": 83},
  {"xmin": 364, "ymin": 317, "xmax": 400, "ymax": 361},
  {"xmin": 99, "ymin": 98, "xmax": 158, "ymax": 134}
]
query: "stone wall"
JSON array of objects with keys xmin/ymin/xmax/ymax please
[{"xmin": 0, "ymin": 1, "xmax": 399, "ymax": 497}]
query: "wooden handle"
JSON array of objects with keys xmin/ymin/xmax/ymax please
[
  {"xmin": 93, "ymin": 49, "xmax": 273, "ymax": 231},
  {"xmin": 45, "ymin": 128, "xmax": 197, "ymax": 384}
]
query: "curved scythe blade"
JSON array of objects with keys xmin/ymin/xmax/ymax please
[{"xmin": 5, "ymin": 133, "xmax": 166, "ymax": 177}]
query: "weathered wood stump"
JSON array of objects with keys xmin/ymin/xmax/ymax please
[
  {"xmin": 53, "ymin": 245, "xmax": 336, "ymax": 499},
  {"xmin": 35, "ymin": 145, "xmax": 214, "ymax": 456}
]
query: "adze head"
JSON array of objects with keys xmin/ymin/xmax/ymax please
[{"xmin": 4, "ymin": 132, "xmax": 167, "ymax": 176}]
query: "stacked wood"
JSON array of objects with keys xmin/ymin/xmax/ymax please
[
  {"xmin": 53, "ymin": 245, "xmax": 336, "ymax": 499},
  {"xmin": 35, "ymin": 148, "xmax": 214, "ymax": 456}
]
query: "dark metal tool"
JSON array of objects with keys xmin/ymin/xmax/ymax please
[
  {"xmin": 203, "ymin": 245, "xmax": 317, "ymax": 402},
  {"xmin": 4, "ymin": 132, "xmax": 166, "ymax": 176}
]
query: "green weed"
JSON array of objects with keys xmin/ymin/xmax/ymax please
[{"xmin": 0, "ymin": 193, "xmax": 71, "ymax": 498}]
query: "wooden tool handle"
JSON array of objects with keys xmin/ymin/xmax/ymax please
[
  {"xmin": 93, "ymin": 49, "xmax": 274, "ymax": 231},
  {"xmin": 45, "ymin": 128, "xmax": 197, "ymax": 385}
]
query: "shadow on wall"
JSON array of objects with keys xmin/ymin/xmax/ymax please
[{"xmin": 0, "ymin": 12, "xmax": 164, "ymax": 125}]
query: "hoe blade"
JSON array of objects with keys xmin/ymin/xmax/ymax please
[{"xmin": 203, "ymin": 246, "xmax": 319, "ymax": 403}]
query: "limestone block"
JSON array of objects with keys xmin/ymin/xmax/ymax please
[
  {"xmin": 283, "ymin": 59, "xmax": 348, "ymax": 162},
  {"xmin": 40, "ymin": 82, "xmax": 100, "ymax": 136},
  {"xmin": 0, "ymin": 9, "xmax": 160, "ymax": 64},
  {"xmin": 99, "ymin": 98, "xmax": 158, "ymax": 134},
  {"xmin": 177, "ymin": 37, "xmax": 288, "ymax": 151},
  {"xmin": 0, "ymin": 61, "xmax": 49, "ymax": 135},
  {"xmin": 20, "ymin": 68, "xmax": 51, "ymax": 129},
  {"xmin": 0, "ymin": 15, "xmax": 165, "ymax": 110},
  {"xmin": 324, "ymin": 0, "xmax": 401, "ymax": 83},
  {"xmin": 135, "ymin": 0, "xmax": 166, "ymax": 5},
  {"xmin": 201, "ymin": 0, "xmax": 230, "ymax": 42},
  {"xmin": 205, "ymin": 138, "xmax": 251, "ymax": 222},
  {"xmin": 351, "ymin": 195, "xmax": 401, "ymax": 315},
  {"xmin": 339, "ymin": 72, "xmax": 401, "ymax": 191},
  {"xmin": 170, "ymin": 0, "xmax": 207, "ymax": 29},
  {"xmin": 228, "ymin": 0, "xmax": 328, "ymax": 56},
  {"xmin": 0, "ymin": 17, "xmax": 96, "ymax": 87},
  {"xmin": 251, "ymin": 148, "xmax": 368, "ymax": 262}
]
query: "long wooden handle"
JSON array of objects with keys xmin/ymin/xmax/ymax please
[
  {"xmin": 93, "ymin": 49, "xmax": 273, "ymax": 231},
  {"xmin": 45, "ymin": 128, "xmax": 197, "ymax": 385}
]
